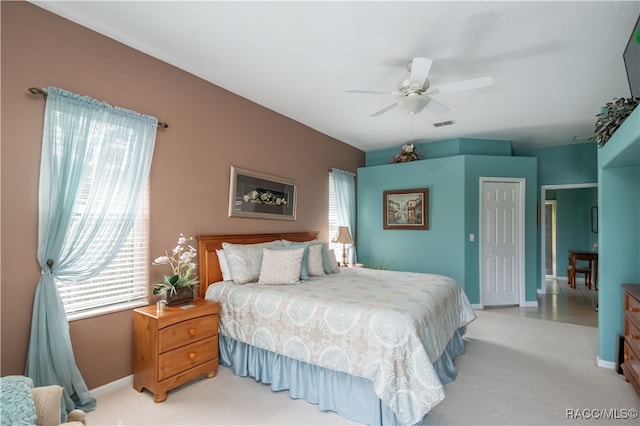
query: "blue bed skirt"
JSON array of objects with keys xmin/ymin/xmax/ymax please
[{"xmin": 219, "ymin": 327, "xmax": 467, "ymax": 426}]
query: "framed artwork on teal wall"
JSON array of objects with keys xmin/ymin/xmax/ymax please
[
  {"xmin": 591, "ymin": 206, "xmax": 598, "ymax": 233},
  {"xmin": 383, "ymin": 188, "xmax": 428, "ymax": 230}
]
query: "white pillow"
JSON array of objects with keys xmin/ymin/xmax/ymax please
[
  {"xmin": 258, "ymin": 247, "xmax": 305, "ymax": 285},
  {"xmin": 222, "ymin": 240, "xmax": 283, "ymax": 284},
  {"xmin": 216, "ymin": 249, "xmax": 232, "ymax": 281},
  {"xmin": 308, "ymin": 244, "xmax": 326, "ymax": 276},
  {"xmin": 327, "ymin": 249, "xmax": 340, "ymax": 273}
]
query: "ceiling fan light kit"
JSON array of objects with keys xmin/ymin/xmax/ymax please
[{"xmin": 399, "ymin": 93, "xmax": 429, "ymax": 115}]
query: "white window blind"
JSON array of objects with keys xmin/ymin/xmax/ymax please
[
  {"xmin": 328, "ymin": 173, "xmax": 341, "ymax": 261},
  {"xmin": 56, "ymin": 184, "xmax": 149, "ymax": 319}
]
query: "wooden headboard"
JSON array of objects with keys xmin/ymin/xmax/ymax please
[{"xmin": 196, "ymin": 231, "xmax": 319, "ymax": 298}]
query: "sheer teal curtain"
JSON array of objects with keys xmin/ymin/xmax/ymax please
[
  {"xmin": 331, "ymin": 169, "xmax": 357, "ymax": 263},
  {"xmin": 27, "ymin": 87, "xmax": 157, "ymax": 416}
]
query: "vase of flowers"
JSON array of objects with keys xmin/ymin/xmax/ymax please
[
  {"xmin": 152, "ymin": 233, "xmax": 198, "ymax": 305},
  {"xmin": 390, "ymin": 143, "xmax": 423, "ymax": 163}
]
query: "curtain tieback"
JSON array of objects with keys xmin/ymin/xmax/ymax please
[{"xmin": 42, "ymin": 259, "xmax": 54, "ymax": 275}]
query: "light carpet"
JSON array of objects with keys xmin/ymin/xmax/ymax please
[{"xmin": 86, "ymin": 310, "xmax": 640, "ymax": 425}]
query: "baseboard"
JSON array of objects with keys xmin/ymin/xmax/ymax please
[
  {"xmin": 472, "ymin": 303, "xmax": 483, "ymax": 309},
  {"xmin": 596, "ymin": 355, "xmax": 616, "ymax": 369},
  {"xmin": 90, "ymin": 375, "xmax": 132, "ymax": 397}
]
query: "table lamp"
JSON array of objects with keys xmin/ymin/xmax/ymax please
[{"xmin": 333, "ymin": 226, "xmax": 354, "ymax": 267}]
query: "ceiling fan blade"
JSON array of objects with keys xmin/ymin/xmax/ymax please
[
  {"xmin": 428, "ymin": 76, "xmax": 494, "ymax": 95},
  {"xmin": 408, "ymin": 57, "xmax": 433, "ymax": 88},
  {"xmin": 346, "ymin": 89, "xmax": 400, "ymax": 95},
  {"xmin": 424, "ymin": 98, "xmax": 450, "ymax": 115},
  {"xmin": 370, "ymin": 102, "xmax": 399, "ymax": 117}
]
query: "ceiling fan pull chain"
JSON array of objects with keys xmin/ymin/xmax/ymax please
[{"xmin": 411, "ymin": 112, "xmax": 415, "ymax": 144}]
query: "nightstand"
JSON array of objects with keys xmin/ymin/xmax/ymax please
[{"xmin": 133, "ymin": 298, "xmax": 220, "ymax": 402}]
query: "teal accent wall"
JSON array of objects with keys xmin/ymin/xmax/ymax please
[
  {"xmin": 597, "ymin": 105, "xmax": 640, "ymax": 362},
  {"xmin": 357, "ymin": 154, "xmax": 537, "ymax": 305},
  {"xmin": 555, "ymin": 188, "xmax": 598, "ymax": 275},
  {"xmin": 515, "ymin": 142, "xmax": 597, "ymax": 186},
  {"xmin": 515, "ymin": 142, "xmax": 598, "ymax": 289},
  {"xmin": 357, "ymin": 157, "xmax": 466, "ymax": 286},
  {"xmin": 366, "ymin": 138, "xmax": 513, "ymax": 166}
]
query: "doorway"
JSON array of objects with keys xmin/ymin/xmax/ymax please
[
  {"xmin": 539, "ymin": 183, "xmax": 598, "ymax": 293},
  {"xmin": 480, "ymin": 178, "xmax": 525, "ymax": 307}
]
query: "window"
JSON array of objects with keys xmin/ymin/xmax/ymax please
[
  {"xmin": 56, "ymin": 184, "xmax": 149, "ymax": 320},
  {"xmin": 30, "ymin": 87, "xmax": 155, "ymax": 396},
  {"xmin": 328, "ymin": 173, "xmax": 341, "ymax": 260}
]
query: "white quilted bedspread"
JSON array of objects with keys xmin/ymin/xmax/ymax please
[{"xmin": 206, "ymin": 267, "xmax": 476, "ymax": 424}]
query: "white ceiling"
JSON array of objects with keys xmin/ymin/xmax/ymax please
[{"xmin": 31, "ymin": 1, "xmax": 640, "ymax": 152}]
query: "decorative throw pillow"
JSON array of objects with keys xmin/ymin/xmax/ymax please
[
  {"xmin": 222, "ymin": 240, "xmax": 283, "ymax": 284},
  {"xmin": 216, "ymin": 249, "xmax": 232, "ymax": 281},
  {"xmin": 0, "ymin": 375, "xmax": 37, "ymax": 426},
  {"xmin": 284, "ymin": 239, "xmax": 333, "ymax": 274},
  {"xmin": 327, "ymin": 249, "xmax": 341, "ymax": 273},
  {"xmin": 308, "ymin": 244, "xmax": 326, "ymax": 276},
  {"xmin": 258, "ymin": 247, "xmax": 305, "ymax": 285},
  {"xmin": 270, "ymin": 245, "xmax": 311, "ymax": 280},
  {"xmin": 320, "ymin": 243, "xmax": 333, "ymax": 274}
]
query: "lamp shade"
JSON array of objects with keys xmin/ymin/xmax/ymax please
[{"xmin": 334, "ymin": 226, "xmax": 354, "ymax": 244}]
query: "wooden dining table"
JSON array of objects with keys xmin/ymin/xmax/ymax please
[{"xmin": 568, "ymin": 250, "xmax": 598, "ymax": 290}]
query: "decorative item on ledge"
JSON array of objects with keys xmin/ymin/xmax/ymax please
[
  {"xmin": 152, "ymin": 233, "xmax": 198, "ymax": 306},
  {"xmin": 390, "ymin": 143, "xmax": 422, "ymax": 163},
  {"xmin": 591, "ymin": 97, "xmax": 639, "ymax": 147}
]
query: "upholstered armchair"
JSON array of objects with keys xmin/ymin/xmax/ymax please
[
  {"xmin": 32, "ymin": 385, "xmax": 86, "ymax": 426},
  {"xmin": 0, "ymin": 376, "xmax": 86, "ymax": 426}
]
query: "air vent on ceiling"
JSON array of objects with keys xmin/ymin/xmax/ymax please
[{"xmin": 433, "ymin": 120, "xmax": 455, "ymax": 128}]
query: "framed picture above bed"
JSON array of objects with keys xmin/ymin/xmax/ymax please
[
  {"xmin": 228, "ymin": 166, "xmax": 297, "ymax": 220},
  {"xmin": 383, "ymin": 188, "xmax": 428, "ymax": 230}
]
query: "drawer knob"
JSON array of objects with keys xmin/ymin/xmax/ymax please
[
  {"xmin": 188, "ymin": 328, "xmax": 197, "ymax": 337},
  {"xmin": 188, "ymin": 352, "xmax": 196, "ymax": 361},
  {"xmin": 629, "ymin": 335, "xmax": 640, "ymax": 341}
]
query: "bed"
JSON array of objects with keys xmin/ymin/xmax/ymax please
[{"xmin": 197, "ymin": 232, "xmax": 475, "ymax": 426}]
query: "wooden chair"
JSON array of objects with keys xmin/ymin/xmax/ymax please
[{"xmin": 567, "ymin": 255, "xmax": 592, "ymax": 289}]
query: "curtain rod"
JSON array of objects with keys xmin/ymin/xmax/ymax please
[
  {"xmin": 28, "ymin": 87, "xmax": 169, "ymax": 129},
  {"xmin": 329, "ymin": 168, "xmax": 356, "ymax": 176}
]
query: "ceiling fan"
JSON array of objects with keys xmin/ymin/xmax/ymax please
[{"xmin": 346, "ymin": 57, "xmax": 495, "ymax": 117}]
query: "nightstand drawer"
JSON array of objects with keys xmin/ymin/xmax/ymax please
[
  {"xmin": 623, "ymin": 284, "xmax": 640, "ymax": 398},
  {"xmin": 626, "ymin": 314, "xmax": 640, "ymax": 352},
  {"xmin": 627, "ymin": 294, "xmax": 640, "ymax": 325},
  {"xmin": 159, "ymin": 314, "xmax": 218, "ymax": 353},
  {"xmin": 158, "ymin": 336, "xmax": 218, "ymax": 380},
  {"xmin": 628, "ymin": 291, "xmax": 640, "ymax": 311},
  {"xmin": 623, "ymin": 341, "xmax": 640, "ymax": 391}
]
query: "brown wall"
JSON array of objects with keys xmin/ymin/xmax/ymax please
[{"xmin": 0, "ymin": 1, "xmax": 364, "ymax": 388}]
